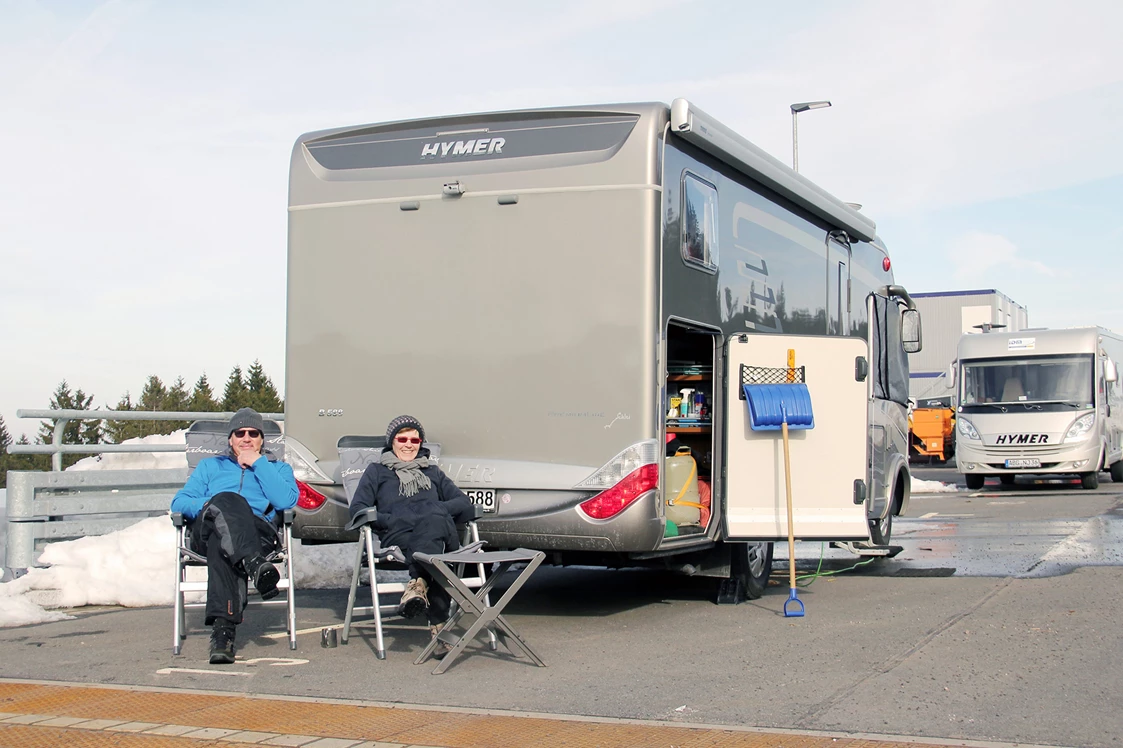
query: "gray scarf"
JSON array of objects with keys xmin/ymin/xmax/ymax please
[{"xmin": 380, "ymin": 450, "xmax": 433, "ymax": 497}]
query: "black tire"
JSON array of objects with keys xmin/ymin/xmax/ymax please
[
  {"xmin": 1111, "ymin": 460, "xmax": 1123, "ymax": 483},
  {"xmin": 999, "ymin": 474, "xmax": 1015, "ymax": 486},
  {"xmin": 731, "ymin": 541, "xmax": 774, "ymax": 600},
  {"xmin": 869, "ymin": 511, "xmax": 892, "ymax": 545},
  {"xmin": 965, "ymin": 473, "xmax": 985, "ymax": 490},
  {"xmin": 1081, "ymin": 471, "xmax": 1099, "ymax": 490}
]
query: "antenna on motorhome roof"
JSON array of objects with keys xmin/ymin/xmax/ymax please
[{"xmin": 972, "ymin": 323, "xmax": 1007, "ymax": 334}]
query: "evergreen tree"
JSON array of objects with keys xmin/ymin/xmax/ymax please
[
  {"xmin": 5, "ymin": 433, "xmax": 50, "ymax": 475},
  {"xmin": 188, "ymin": 373, "xmax": 220, "ymax": 413},
  {"xmin": 0, "ymin": 414, "xmax": 10, "ymax": 488},
  {"xmin": 37, "ymin": 381, "xmax": 103, "ymax": 469},
  {"xmin": 245, "ymin": 360, "xmax": 283, "ymax": 414},
  {"xmin": 107, "ymin": 375, "xmax": 192, "ymax": 441},
  {"xmin": 222, "ymin": 366, "xmax": 248, "ymax": 411}
]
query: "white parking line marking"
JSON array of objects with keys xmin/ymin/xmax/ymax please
[
  {"xmin": 241, "ymin": 657, "xmax": 308, "ymax": 666},
  {"xmin": 155, "ymin": 668, "xmax": 250, "ymax": 677},
  {"xmin": 919, "ymin": 512, "xmax": 976, "ymax": 519}
]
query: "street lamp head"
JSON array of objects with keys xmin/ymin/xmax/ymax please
[{"xmin": 790, "ymin": 100, "xmax": 832, "ymax": 113}]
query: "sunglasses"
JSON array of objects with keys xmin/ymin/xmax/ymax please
[
  {"xmin": 394, "ymin": 436, "xmax": 422, "ymax": 445},
  {"xmin": 233, "ymin": 429, "xmax": 262, "ymax": 439}
]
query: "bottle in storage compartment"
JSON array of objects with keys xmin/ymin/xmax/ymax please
[{"xmin": 665, "ymin": 447, "xmax": 702, "ymax": 525}]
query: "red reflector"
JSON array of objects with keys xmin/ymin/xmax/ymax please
[
  {"xmin": 882, "ymin": 256, "xmax": 891, "ymax": 272},
  {"xmin": 579, "ymin": 464, "xmax": 659, "ymax": 520},
  {"xmin": 296, "ymin": 480, "xmax": 327, "ymax": 510}
]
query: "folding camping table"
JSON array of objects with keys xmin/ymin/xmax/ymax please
[{"xmin": 412, "ymin": 547, "xmax": 547, "ymax": 674}]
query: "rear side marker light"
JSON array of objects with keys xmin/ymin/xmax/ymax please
[{"xmin": 296, "ymin": 480, "xmax": 327, "ymax": 510}]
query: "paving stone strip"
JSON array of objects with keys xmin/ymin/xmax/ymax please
[{"xmin": 0, "ymin": 680, "xmax": 1056, "ymax": 748}]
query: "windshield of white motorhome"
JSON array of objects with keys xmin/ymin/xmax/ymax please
[{"xmin": 961, "ymin": 355, "xmax": 1094, "ymax": 408}]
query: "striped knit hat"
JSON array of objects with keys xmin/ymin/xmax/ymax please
[{"xmin": 385, "ymin": 414, "xmax": 425, "ymax": 446}]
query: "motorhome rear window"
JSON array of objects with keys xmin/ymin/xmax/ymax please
[
  {"xmin": 681, "ymin": 172, "xmax": 718, "ymax": 272},
  {"xmin": 304, "ymin": 114, "xmax": 639, "ymax": 170}
]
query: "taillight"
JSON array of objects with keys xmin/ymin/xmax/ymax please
[
  {"xmin": 296, "ymin": 480, "xmax": 327, "ymax": 510},
  {"xmin": 579, "ymin": 463, "xmax": 659, "ymax": 520}
]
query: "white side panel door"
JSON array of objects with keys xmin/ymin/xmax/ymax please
[{"xmin": 724, "ymin": 334, "xmax": 870, "ymax": 540}]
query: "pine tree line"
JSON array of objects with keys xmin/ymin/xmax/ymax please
[{"xmin": 0, "ymin": 361, "xmax": 282, "ymax": 484}]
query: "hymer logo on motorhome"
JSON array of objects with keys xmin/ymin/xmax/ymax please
[
  {"xmin": 995, "ymin": 433, "xmax": 1050, "ymax": 445},
  {"xmin": 421, "ymin": 137, "xmax": 506, "ymax": 159}
]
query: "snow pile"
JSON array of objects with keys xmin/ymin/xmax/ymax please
[
  {"xmin": 912, "ymin": 478, "xmax": 959, "ymax": 493},
  {"xmin": 68, "ymin": 430, "xmax": 189, "ymax": 471}
]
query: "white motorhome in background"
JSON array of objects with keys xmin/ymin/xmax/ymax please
[{"xmin": 953, "ymin": 327, "xmax": 1123, "ymax": 489}]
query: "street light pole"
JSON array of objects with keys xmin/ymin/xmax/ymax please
[{"xmin": 790, "ymin": 100, "xmax": 831, "ymax": 172}]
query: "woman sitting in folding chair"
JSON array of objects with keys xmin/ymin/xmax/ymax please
[{"xmin": 348, "ymin": 415, "xmax": 474, "ymax": 653}]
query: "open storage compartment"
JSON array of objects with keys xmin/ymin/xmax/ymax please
[{"xmin": 664, "ymin": 323, "xmax": 717, "ymax": 537}]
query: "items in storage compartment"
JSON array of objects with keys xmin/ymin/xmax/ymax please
[{"xmin": 665, "ymin": 447, "xmax": 703, "ymax": 526}]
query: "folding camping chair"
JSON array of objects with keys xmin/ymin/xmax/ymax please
[
  {"xmin": 171, "ymin": 419, "xmax": 298, "ymax": 654},
  {"xmin": 337, "ymin": 435, "xmax": 496, "ymax": 660}
]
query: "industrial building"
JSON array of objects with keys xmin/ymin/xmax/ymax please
[{"xmin": 908, "ymin": 289, "xmax": 1029, "ymax": 405}]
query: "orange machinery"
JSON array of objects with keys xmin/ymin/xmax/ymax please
[{"xmin": 908, "ymin": 407, "xmax": 956, "ymax": 462}]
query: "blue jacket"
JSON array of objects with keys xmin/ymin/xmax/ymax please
[{"xmin": 171, "ymin": 452, "xmax": 298, "ymax": 521}]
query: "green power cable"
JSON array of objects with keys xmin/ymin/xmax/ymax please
[{"xmin": 792, "ymin": 543, "xmax": 879, "ymax": 587}]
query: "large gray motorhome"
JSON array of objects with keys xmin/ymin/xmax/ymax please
[{"xmin": 284, "ymin": 99, "xmax": 919, "ymax": 598}]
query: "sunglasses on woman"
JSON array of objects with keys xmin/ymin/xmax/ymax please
[
  {"xmin": 233, "ymin": 429, "xmax": 262, "ymax": 438},
  {"xmin": 394, "ymin": 436, "xmax": 422, "ymax": 445}
]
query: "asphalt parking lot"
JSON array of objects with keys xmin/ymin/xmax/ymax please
[{"xmin": 2, "ymin": 465, "xmax": 1121, "ymax": 747}]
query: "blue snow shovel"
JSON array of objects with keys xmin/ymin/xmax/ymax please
[{"xmin": 743, "ymin": 375, "xmax": 814, "ymax": 617}]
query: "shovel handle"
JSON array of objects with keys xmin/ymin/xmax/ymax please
[{"xmin": 782, "ymin": 420, "xmax": 796, "ymax": 591}]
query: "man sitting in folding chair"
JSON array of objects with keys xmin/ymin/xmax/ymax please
[
  {"xmin": 349, "ymin": 415, "xmax": 475, "ymax": 656},
  {"xmin": 170, "ymin": 408, "xmax": 298, "ymax": 664}
]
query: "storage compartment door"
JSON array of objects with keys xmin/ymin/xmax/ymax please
[{"xmin": 724, "ymin": 334, "xmax": 869, "ymax": 540}]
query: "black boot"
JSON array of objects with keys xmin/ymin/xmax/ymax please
[
  {"xmin": 209, "ymin": 620, "xmax": 237, "ymax": 664},
  {"xmin": 244, "ymin": 554, "xmax": 280, "ymax": 600}
]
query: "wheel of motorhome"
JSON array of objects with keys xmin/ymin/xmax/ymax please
[
  {"xmin": 965, "ymin": 474, "xmax": 985, "ymax": 490},
  {"xmin": 999, "ymin": 474, "xmax": 1015, "ymax": 485},
  {"xmin": 731, "ymin": 542, "xmax": 773, "ymax": 599},
  {"xmin": 1081, "ymin": 472, "xmax": 1099, "ymax": 490},
  {"xmin": 1111, "ymin": 461, "xmax": 1123, "ymax": 483},
  {"xmin": 868, "ymin": 512, "xmax": 892, "ymax": 545}
]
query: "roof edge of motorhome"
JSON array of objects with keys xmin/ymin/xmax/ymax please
[{"xmin": 669, "ymin": 98, "xmax": 877, "ymax": 243}]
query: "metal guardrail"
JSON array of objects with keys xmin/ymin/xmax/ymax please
[
  {"xmin": 4, "ymin": 468, "xmax": 189, "ymax": 568},
  {"xmin": 10, "ymin": 409, "xmax": 283, "ymax": 471},
  {"xmin": 3, "ymin": 409, "xmax": 285, "ymax": 567}
]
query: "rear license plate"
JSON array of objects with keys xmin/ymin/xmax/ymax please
[
  {"xmin": 1005, "ymin": 458, "xmax": 1041, "ymax": 468},
  {"xmin": 465, "ymin": 489, "xmax": 497, "ymax": 512}
]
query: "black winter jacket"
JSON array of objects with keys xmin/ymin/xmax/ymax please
[{"xmin": 348, "ymin": 451, "xmax": 474, "ymax": 552}]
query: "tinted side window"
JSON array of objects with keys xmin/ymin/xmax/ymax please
[{"xmin": 681, "ymin": 173, "xmax": 718, "ymax": 271}]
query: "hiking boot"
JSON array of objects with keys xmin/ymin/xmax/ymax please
[
  {"xmin": 209, "ymin": 621, "xmax": 237, "ymax": 665},
  {"xmin": 398, "ymin": 577, "xmax": 429, "ymax": 618},
  {"xmin": 429, "ymin": 623, "xmax": 453, "ymax": 658},
  {"xmin": 244, "ymin": 555, "xmax": 280, "ymax": 600}
]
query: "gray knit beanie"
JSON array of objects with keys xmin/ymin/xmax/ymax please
[
  {"xmin": 228, "ymin": 407, "xmax": 265, "ymax": 437},
  {"xmin": 385, "ymin": 414, "xmax": 425, "ymax": 445}
]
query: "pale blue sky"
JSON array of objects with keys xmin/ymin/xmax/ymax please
[{"xmin": 2, "ymin": 0, "xmax": 1121, "ymax": 438}]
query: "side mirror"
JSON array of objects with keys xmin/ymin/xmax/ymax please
[
  {"xmin": 901, "ymin": 309, "xmax": 922, "ymax": 353},
  {"xmin": 1106, "ymin": 358, "xmax": 1118, "ymax": 384},
  {"xmin": 946, "ymin": 362, "xmax": 957, "ymax": 389}
]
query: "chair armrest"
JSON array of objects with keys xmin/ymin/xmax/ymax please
[
  {"xmin": 171, "ymin": 512, "xmax": 186, "ymax": 528},
  {"xmin": 345, "ymin": 506, "xmax": 378, "ymax": 532},
  {"xmin": 458, "ymin": 539, "xmax": 488, "ymax": 554}
]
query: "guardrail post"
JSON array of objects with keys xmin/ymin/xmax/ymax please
[
  {"xmin": 5, "ymin": 472, "xmax": 38, "ymax": 568},
  {"xmin": 52, "ymin": 418, "xmax": 69, "ymax": 472}
]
